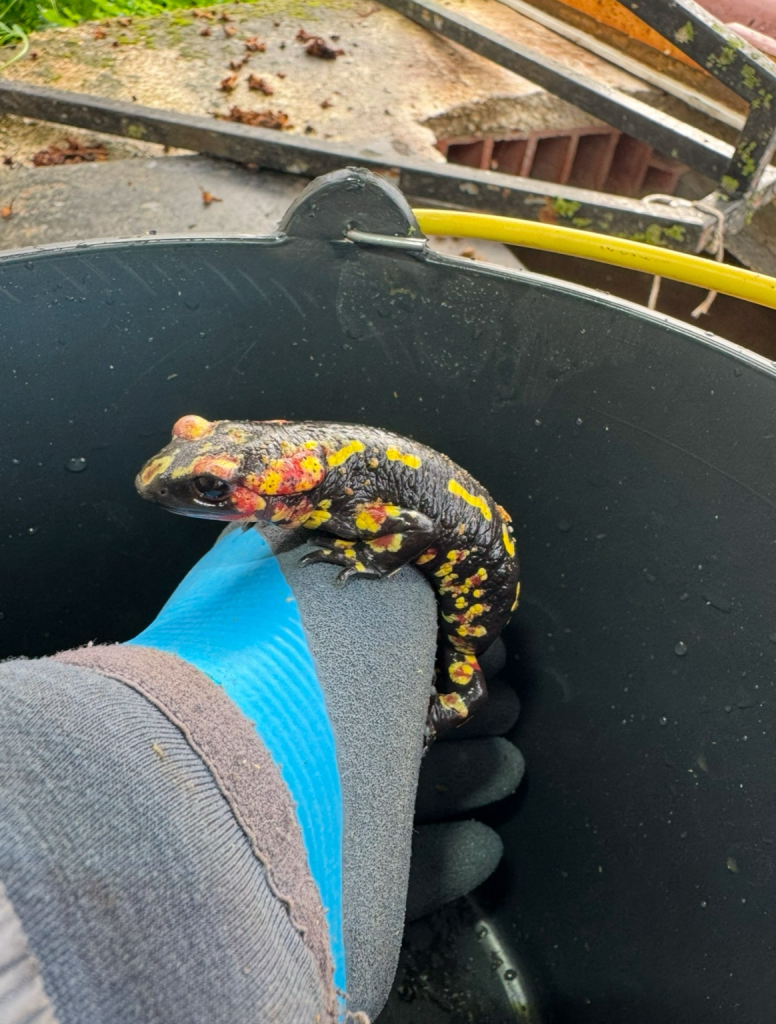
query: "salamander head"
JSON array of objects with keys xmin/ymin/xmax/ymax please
[{"xmin": 135, "ymin": 415, "xmax": 326, "ymax": 520}]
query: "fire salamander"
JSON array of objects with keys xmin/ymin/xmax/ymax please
[{"xmin": 136, "ymin": 415, "xmax": 520, "ymax": 741}]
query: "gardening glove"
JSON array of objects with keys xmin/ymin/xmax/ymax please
[{"xmin": 0, "ymin": 523, "xmax": 523, "ymax": 1024}]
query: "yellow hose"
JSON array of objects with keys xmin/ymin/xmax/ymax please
[{"xmin": 412, "ymin": 209, "xmax": 776, "ymax": 311}]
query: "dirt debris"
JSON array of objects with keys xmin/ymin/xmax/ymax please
[
  {"xmin": 295, "ymin": 27, "xmax": 344, "ymax": 58},
  {"xmin": 220, "ymin": 106, "xmax": 291, "ymax": 130},
  {"xmin": 200, "ymin": 187, "xmax": 222, "ymax": 205},
  {"xmin": 1, "ymin": 203, "xmax": 12, "ymax": 219},
  {"xmin": 219, "ymin": 72, "xmax": 239, "ymax": 92},
  {"xmin": 248, "ymin": 74, "xmax": 274, "ymax": 95},
  {"xmin": 31, "ymin": 139, "xmax": 109, "ymax": 166}
]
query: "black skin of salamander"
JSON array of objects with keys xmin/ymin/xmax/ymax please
[{"xmin": 135, "ymin": 419, "xmax": 520, "ymax": 743}]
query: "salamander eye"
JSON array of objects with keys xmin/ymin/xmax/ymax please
[{"xmin": 193, "ymin": 475, "xmax": 232, "ymax": 502}]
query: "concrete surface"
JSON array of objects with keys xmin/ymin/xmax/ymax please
[
  {"xmin": 0, "ymin": 152, "xmax": 525, "ymax": 273},
  {"xmin": 0, "ymin": 0, "xmax": 667, "ymax": 172}
]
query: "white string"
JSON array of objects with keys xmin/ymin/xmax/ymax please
[{"xmin": 641, "ymin": 193, "xmax": 726, "ymax": 318}]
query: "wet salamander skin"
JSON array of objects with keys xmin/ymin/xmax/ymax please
[{"xmin": 136, "ymin": 415, "xmax": 520, "ymax": 740}]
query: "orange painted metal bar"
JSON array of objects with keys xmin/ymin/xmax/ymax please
[{"xmin": 550, "ymin": 0, "xmax": 701, "ymax": 68}]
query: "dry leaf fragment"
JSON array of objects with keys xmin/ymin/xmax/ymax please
[
  {"xmin": 117, "ymin": 16, "xmax": 131, "ymax": 26},
  {"xmin": 244, "ymin": 36, "xmax": 266, "ymax": 52},
  {"xmin": 31, "ymin": 139, "xmax": 108, "ymax": 166},
  {"xmin": 276, "ymin": 71, "xmax": 287, "ymax": 78},
  {"xmin": 223, "ymin": 25, "xmax": 236, "ymax": 37},
  {"xmin": 296, "ymin": 27, "xmax": 315, "ymax": 41},
  {"xmin": 92, "ymin": 27, "xmax": 107, "ymax": 39},
  {"xmin": 248, "ymin": 74, "xmax": 274, "ymax": 95},
  {"xmin": 219, "ymin": 73, "xmax": 239, "ymax": 92},
  {"xmin": 200, "ymin": 26, "xmax": 211, "ymax": 35},
  {"xmin": 320, "ymin": 97, "xmax": 332, "ymax": 108},
  {"xmin": 1, "ymin": 203, "xmax": 12, "ymax": 219},
  {"xmin": 229, "ymin": 56, "xmax": 248, "ymax": 70},
  {"xmin": 200, "ymin": 188, "xmax": 223, "ymax": 206},
  {"xmin": 220, "ymin": 107, "xmax": 291, "ymax": 130}
]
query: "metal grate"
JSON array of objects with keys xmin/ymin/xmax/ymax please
[{"xmin": 438, "ymin": 126, "xmax": 687, "ymax": 198}]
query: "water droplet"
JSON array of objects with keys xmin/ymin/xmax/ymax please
[
  {"xmin": 575, "ymin": 417, "xmax": 583, "ymax": 426},
  {"xmin": 674, "ymin": 641, "xmax": 688, "ymax": 656},
  {"xmin": 0, "ymin": 611, "xmax": 6, "ymax": 620},
  {"xmin": 503, "ymin": 968, "xmax": 518, "ymax": 981},
  {"xmin": 726, "ymin": 856, "xmax": 739, "ymax": 874},
  {"xmin": 659, "ymin": 716, "xmax": 668, "ymax": 726},
  {"xmin": 476, "ymin": 926, "xmax": 488, "ymax": 939},
  {"xmin": 65, "ymin": 457, "xmax": 87, "ymax": 473},
  {"xmin": 556, "ymin": 519, "xmax": 572, "ymax": 533},
  {"xmin": 11, "ymin": 458, "xmax": 20, "ymax": 466},
  {"xmin": 701, "ymin": 900, "xmax": 708, "ymax": 907},
  {"xmin": 534, "ymin": 418, "xmax": 542, "ymax": 427},
  {"xmin": 768, "ymin": 632, "xmax": 776, "ymax": 644},
  {"xmin": 27, "ymin": 526, "xmax": 38, "ymax": 535},
  {"xmin": 679, "ymin": 592, "xmax": 689, "ymax": 601},
  {"xmin": 733, "ymin": 367, "xmax": 743, "ymax": 377}
]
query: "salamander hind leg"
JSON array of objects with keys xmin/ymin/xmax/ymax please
[{"xmin": 426, "ymin": 644, "xmax": 488, "ymax": 743}]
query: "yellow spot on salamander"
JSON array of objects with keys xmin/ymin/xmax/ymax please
[
  {"xmin": 327, "ymin": 440, "xmax": 365, "ymax": 467},
  {"xmin": 138, "ymin": 455, "xmax": 173, "ymax": 487},
  {"xmin": 448, "ymin": 654, "xmax": 478, "ymax": 686},
  {"xmin": 385, "ymin": 446, "xmax": 422, "ymax": 469},
  {"xmin": 455, "ymin": 597, "xmax": 467, "ymax": 609},
  {"xmin": 256, "ymin": 468, "xmax": 284, "ymax": 494},
  {"xmin": 415, "ymin": 548, "xmax": 437, "ymax": 565},
  {"xmin": 435, "ymin": 562, "xmax": 455, "ymax": 577},
  {"xmin": 367, "ymin": 533, "xmax": 403, "ymax": 553},
  {"xmin": 304, "ymin": 440, "xmax": 318, "ymax": 449},
  {"xmin": 457, "ymin": 624, "xmax": 487, "ymax": 638},
  {"xmin": 438, "ymin": 692, "xmax": 468, "ymax": 717},
  {"xmin": 502, "ymin": 523, "xmax": 515, "ymax": 557},
  {"xmin": 511, "ymin": 580, "xmax": 521, "ymax": 611},
  {"xmin": 303, "ymin": 499, "xmax": 332, "ymax": 529},
  {"xmin": 448, "ymin": 479, "xmax": 492, "ymax": 521},
  {"xmin": 355, "ymin": 503, "xmax": 400, "ymax": 532}
]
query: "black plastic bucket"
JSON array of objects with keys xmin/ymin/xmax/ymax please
[{"xmin": 1, "ymin": 169, "xmax": 774, "ymax": 1024}]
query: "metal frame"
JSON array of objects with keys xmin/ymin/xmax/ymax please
[{"xmin": 1, "ymin": 0, "xmax": 776, "ymax": 253}]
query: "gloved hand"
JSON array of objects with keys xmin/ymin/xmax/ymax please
[{"xmin": 0, "ymin": 522, "xmax": 523, "ymax": 1024}]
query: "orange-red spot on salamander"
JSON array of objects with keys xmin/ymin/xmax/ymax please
[{"xmin": 173, "ymin": 414, "xmax": 213, "ymax": 441}]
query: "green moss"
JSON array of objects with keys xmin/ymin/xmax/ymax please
[
  {"xmin": 720, "ymin": 174, "xmax": 740, "ymax": 193},
  {"xmin": 126, "ymin": 122, "xmax": 148, "ymax": 138},
  {"xmin": 618, "ymin": 223, "xmax": 686, "ymax": 247},
  {"xmin": 552, "ymin": 198, "xmax": 581, "ymax": 218},
  {"xmin": 571, "ymin": 216, "xmax": 592, "ymax": 228},
  {"xmin": 736, "ymin": 140, "xmax": 757, "ymax": 177},
  {"xmin": 707, "ymin": 46, "xmax": 736, "ymax": 69},
  {"xmin": 741, "ymin": 65, "xmax": 760, "ymax": 91},
  {"xmin": 674, "ymin": 21, "xmax": 693, "ymax": 45}
]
